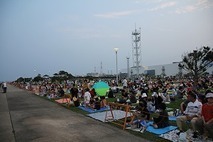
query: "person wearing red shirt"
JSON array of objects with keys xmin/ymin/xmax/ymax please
[{"xmin": 194, "ymin": 92, "xmax": 213, "ymax": 139}]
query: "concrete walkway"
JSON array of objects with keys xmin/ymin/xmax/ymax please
[{"xmin": 0, "ymin": 85, "xmax": 150, "ymax": 142}]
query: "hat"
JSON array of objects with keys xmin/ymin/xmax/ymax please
[
  {"xmin": 152, "ymin": 92, "xmax": 158, "ymax": 97},
  {"xmin": 206, "ymin": 93, "xmax": 213, "ymax": 98},
  {"xmin": 142, "ymin": 93, "xmax": 147, "ymax": 98}
]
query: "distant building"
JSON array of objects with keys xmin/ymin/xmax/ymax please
[
  {"xmin": 144, "ymin": 69, "xmax": 155, "ymax": 76},
  {"xmin": 121, "ymin": 62, "xmax": 213, "ymax": 77},
  {"xmin": 86, "ymin": 72, "xmax": 99, "ymax": 77}
]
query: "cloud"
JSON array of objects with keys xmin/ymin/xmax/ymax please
[
  {"xmin": 175, "ymin": 5, "xmax": 196, "ymax": 14},
  {"xmin": 175, "ymin": 0, "xmax": 213, "ymax": 14},
  {"xmin": 149, "ymin": 1, "xmax": 177, "ymax": 11},
  {"xmin": 94, "ymin": 10, "xmax": 138, "ymax": 18}
]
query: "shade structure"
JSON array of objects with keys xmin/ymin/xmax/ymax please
[{"xmin": 93, "ymin": 81, "xmax": 109, "ymax": 96}]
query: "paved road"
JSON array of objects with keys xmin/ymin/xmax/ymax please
[{"xmin": 0, "ymin": 84, "xmax": 149, "ymax": 142}]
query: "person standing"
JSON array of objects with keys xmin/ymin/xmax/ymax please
[
  {"xmin": 3, "ymin": 82, "xmax": 7, "ymax": 93},
  {"xmin": 122, "ymin": 78, "xmax": 128, "ymax": 88},
  {"xmin": 83, "ymin": 88, "xmax": 91, "ymax": 107}
]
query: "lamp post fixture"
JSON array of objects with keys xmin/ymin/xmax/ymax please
[{"xmin": 114, "ymin": 48, "xmax": 119, "ymax": 85}]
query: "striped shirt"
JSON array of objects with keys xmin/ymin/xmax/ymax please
[{"xmin": 184, "ymin": 99, "xmax": 202, "ymax": 117}]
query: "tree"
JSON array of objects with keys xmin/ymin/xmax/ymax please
[
  {"xmin": 180, "ymin": 46, "xmax": 213, "ymax": 82},
  {"xmin": 51, "ymin": 70, "xmax": 74, "ymax": 82},
  {"xmin": 16, "ymin": 77, "xmax": 24, "ymax": 82},
  {"xmin": 33, "ymin": 74, "xmax": 43, "ymax": 82},
  {"xmin": 16, "ymin": 77, "xmax": 32, "ymax": 82},
  {"xmin": 58, "ymin": 70, "xmax": 68, "ymax": 76}
]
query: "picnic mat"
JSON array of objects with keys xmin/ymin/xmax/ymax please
[
  {"xmin": 126, "ymin": 122, "xmax": 177, "ymax": 135},
  {"xmin": 146, "ymin": 122, "xmax": 177, "ymax": 135},
  {"xmin": 78, "ymin": 106, "xmax": 110, "ymax": 113},
  {"xmin": 55, "ymin": 98, "xmax": 70, "ymax": 104},
  {"xmin": 87, "ymin": 110, "xmax": 133, "ymax": 122}
]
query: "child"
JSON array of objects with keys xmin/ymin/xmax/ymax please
[{"xmin": 100, "ymin": 96, "xmax": 107, "ymax": 108}]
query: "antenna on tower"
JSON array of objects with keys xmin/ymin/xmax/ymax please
[
  {"xmin": 132, "ymin": 25, "xmax": 142, "ymax": 78},
  {"xmin": 100, "ymin": 62, "xmax": 103, "ymax": 76}
]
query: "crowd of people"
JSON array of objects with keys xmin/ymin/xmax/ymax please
[{"xmin": 11, "ymin": 75, "xmax": 213, "ymax": 140}]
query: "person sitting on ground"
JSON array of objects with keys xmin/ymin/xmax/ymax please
[
  {"xmin": 58, "ymin": 86, "xmax": 65, "ymax": 97},
  {"xmin": 177, "ymin": 85, "xmax": 186, "ymax": 99},
  {"xmin": 152, "ymin": 103, "xmax": 169, "ymax": 129},
  {"xmin": 152, "ymin": 92, "xmax": 163, "ymax": 110},
  {"xmin": 70, "ymin": 84, "xmax": 78, "ymax": 98},
  {"xmin": 107, "ymin": 88, "xmax": 114, "ymax": 98},
  {"xmin": 147, "ymin": 97, "xmax": 155, "ymax": 113},
  {"xmin": 131, "ymin": 102, "xmax": 150, "ymax": 132},
  {"xmin": 89, "ymin": 88, "xmax": 97, "ymax": 98},
  {"xmin": 100, "ymin": 96, "xmax": 107, "ymax": 108},
  {"xmin": 117, "ymin": 89, "xmax": 128, "ymax": 104},
  {"xmin": 176, "ymin": 91, "xmax": 202, "ymax": 135},
  {"xmin": 49, "ymin": 90, "xmax": 56, "ymax": 99},
  {"xmin": 129, "ymin": 92, "xmax": 137, "ymax": 104},
  {"xmin": 180, "ymin": 95, "xmax": 190, "ymax": 115},
  {"xmin": 90, "ymin": 96, "xmax": 101, "ymax": 110},
  {"xmin": 72, "ymin": 96, "xmax": 80, "ymax": 107},
  {"xmin": 139, "ymin": 93, "xmax": 148, "ymax": 108},
  {"xmin": 194, "ymin": 92, "xmax": 213, "ymax": 139}
]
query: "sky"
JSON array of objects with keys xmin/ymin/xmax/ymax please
[{"xmin": 0, "ymin": 0, "xmax": 213, "ymax": 81}]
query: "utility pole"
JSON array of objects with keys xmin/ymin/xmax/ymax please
[{"xmin": 114, "ymin": 48, "xmax": 119, "ymax": 85}]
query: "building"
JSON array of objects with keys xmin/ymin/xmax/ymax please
[{"xmin": 121, "ymin": 62, "xmax": 213, "ymax": 77}]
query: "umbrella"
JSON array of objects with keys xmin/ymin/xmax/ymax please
[{"xmin": 93, "ymin": 81, "xmax": 109, "ymax": 96}]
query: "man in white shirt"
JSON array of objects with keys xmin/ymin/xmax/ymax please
[
  {"xmin": 84, "ymin": 88, "xmax": 91, "ymax": 107},
  {"xmin": 122, "ymin": 78, "xmax": 128, "ymax": 88},
  {"xmin": 176, "ymin": 91, "xmax": 202, "ymax": 135}
]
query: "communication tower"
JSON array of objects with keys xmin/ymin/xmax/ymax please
[{"xmin": 132, "ymin": 26, "xmax": 142, "ymax": 78}]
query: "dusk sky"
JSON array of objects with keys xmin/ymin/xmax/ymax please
[{"xmin": 0, "ymin": 0, "xmax": 213, "ymax": 81}]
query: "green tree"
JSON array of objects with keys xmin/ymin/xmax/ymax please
[
  {"xmin": 33, "ymin": 74, "xmax": 43, "ymax": 82},
  {"xmin": 16, "ymin": 77, "xmax": 32, "ymax": 82},
  {"xmin": 180, "ymin": 46, "xmax": 213, "ymax": 82},
  {"xmin": 51, "ymin": 70, "xmax": 74, "ymax": 82},
  {"xmin": 16, "ymin": 77, "xmax": 24, "ymax": 82}
]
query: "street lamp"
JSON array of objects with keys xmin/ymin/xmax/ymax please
[{"xmin": 114, "ymin": 48, "xmax": 119, "ymax": 85}]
